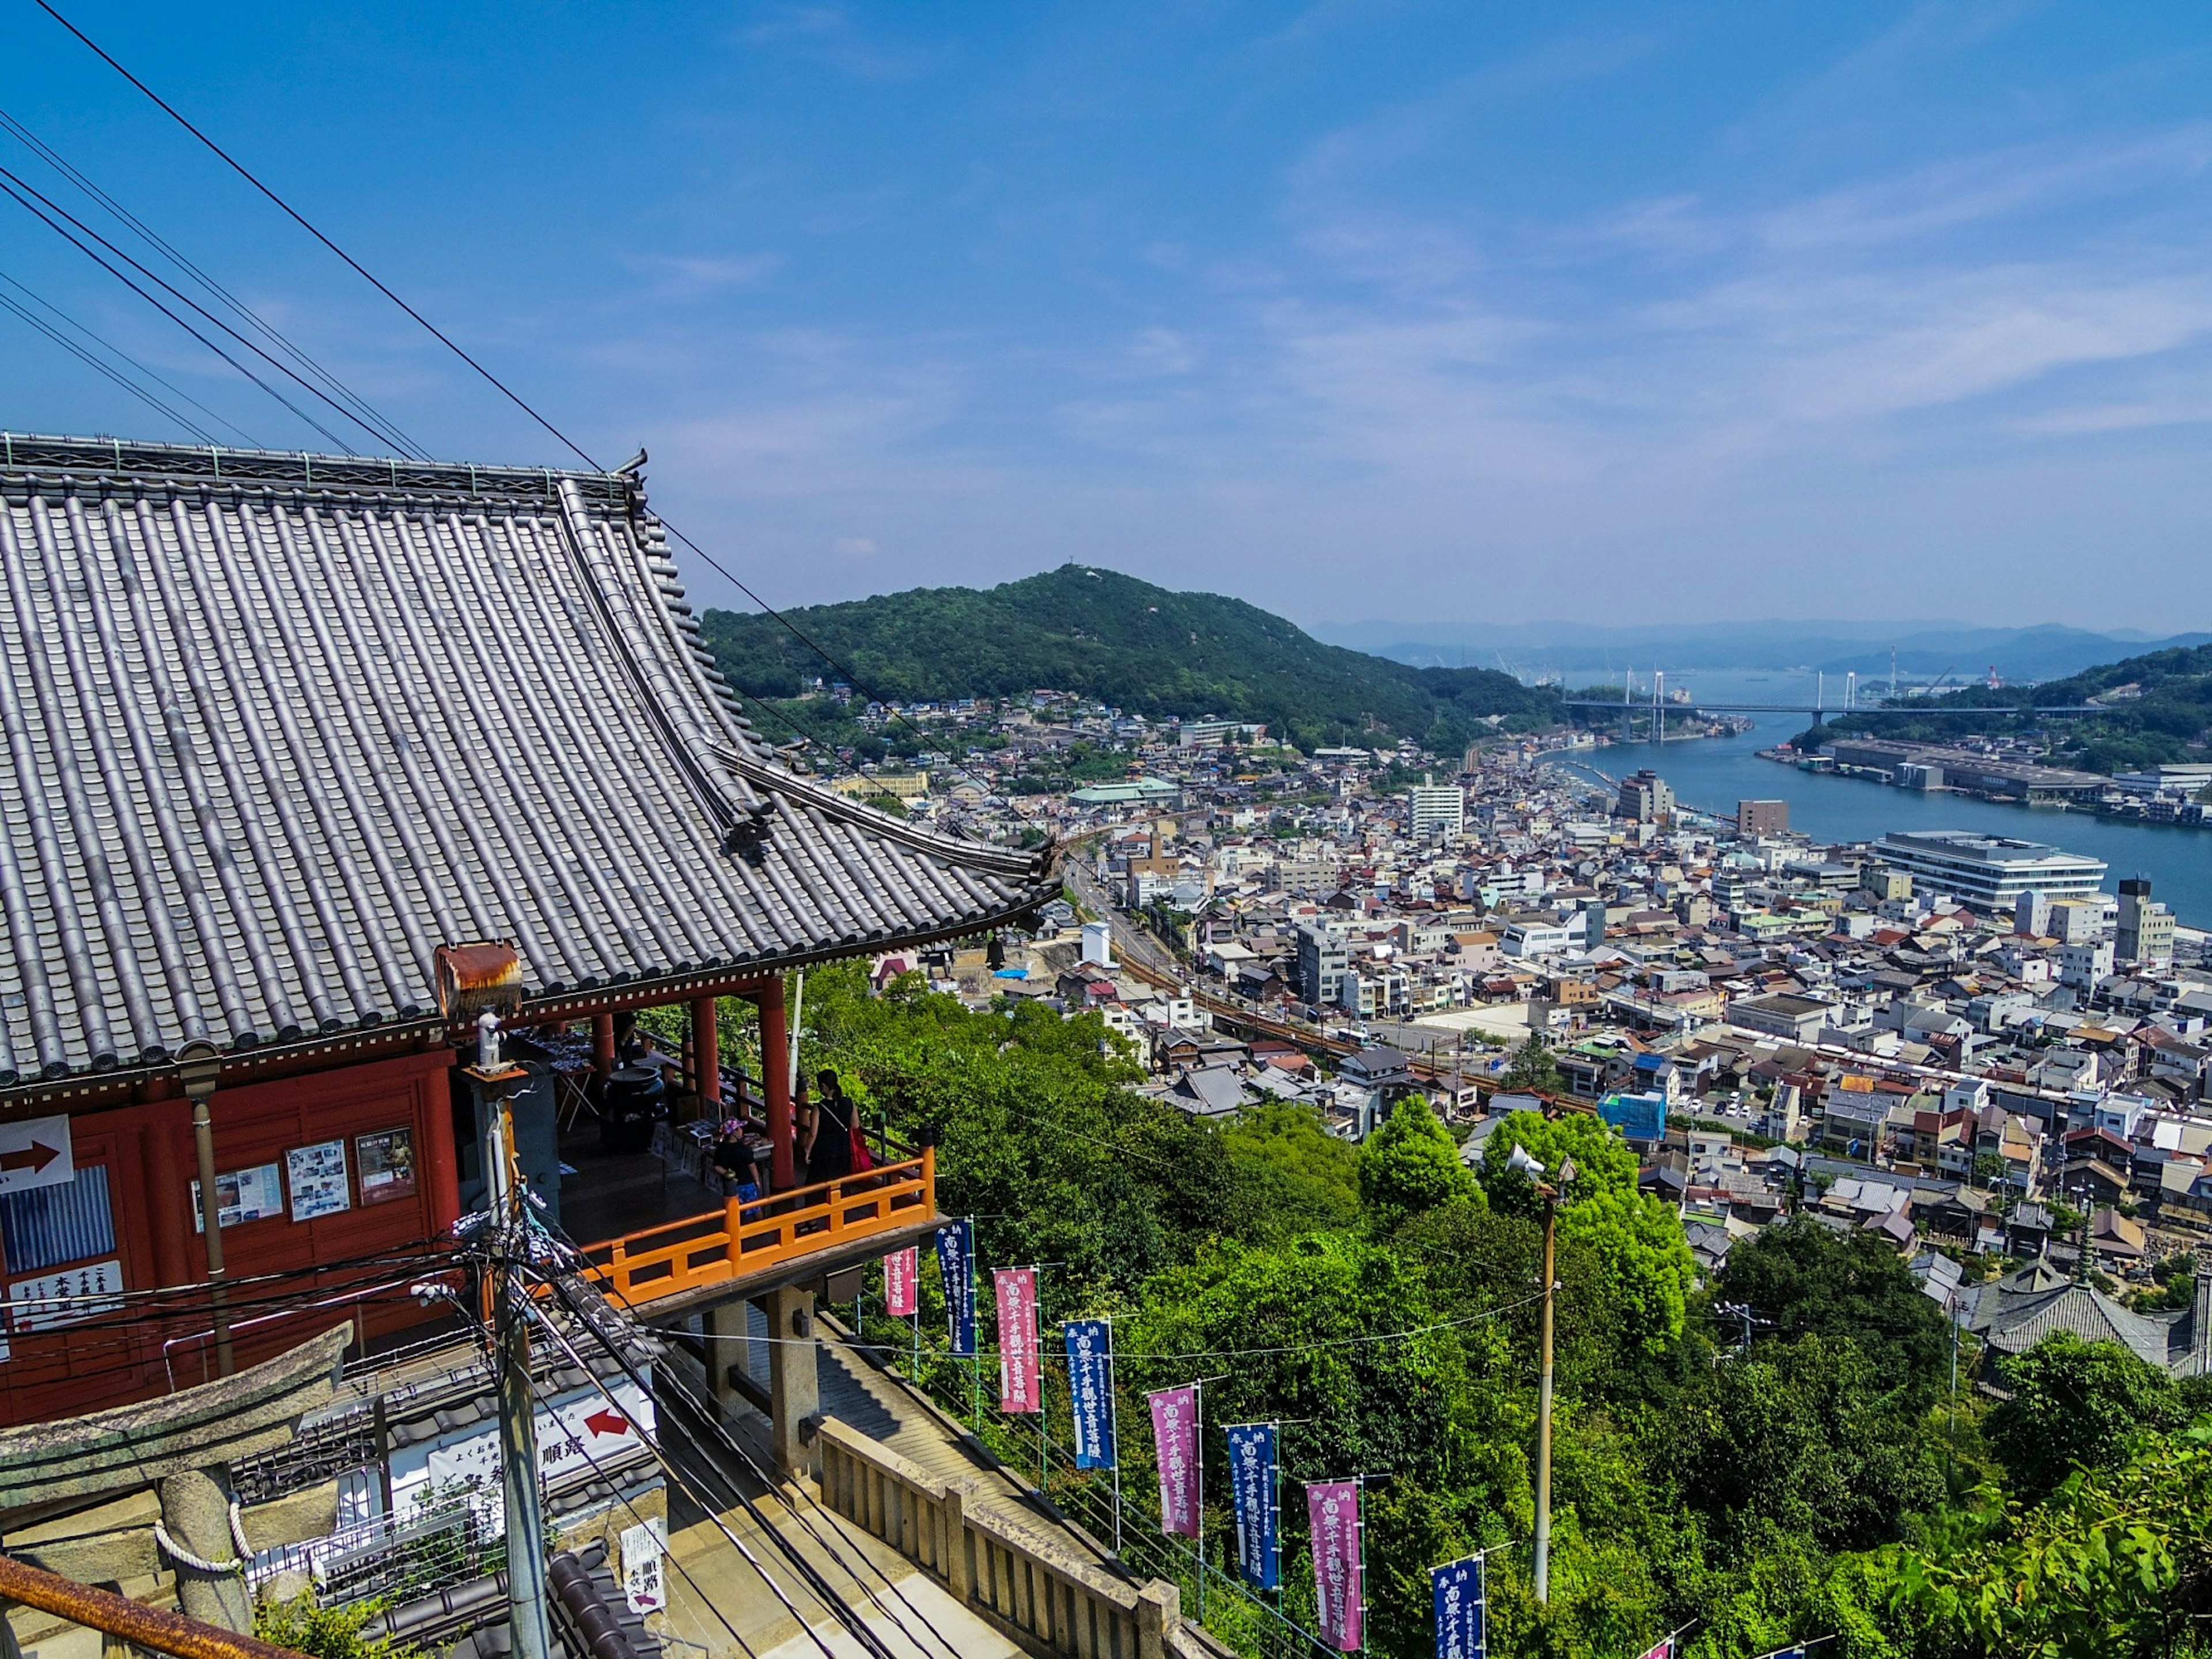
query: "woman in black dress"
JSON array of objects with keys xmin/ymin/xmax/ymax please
[{"xmin": 802, "ymin": 1069, "xmax": 856, "ymax": 1187}]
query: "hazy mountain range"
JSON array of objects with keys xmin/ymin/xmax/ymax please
[{"xmin": 1312, "ymin": 620, "xmax": 2212, "ymax": 685}]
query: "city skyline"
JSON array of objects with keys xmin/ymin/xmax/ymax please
[{"xmin": 7, "ymin": 3, "xmax": 2212, "ymax": 628}]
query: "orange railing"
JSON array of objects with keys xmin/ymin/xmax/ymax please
[{"xmin": 579, "ymin": 1145, "xmax": 935, "ymax": 1305}]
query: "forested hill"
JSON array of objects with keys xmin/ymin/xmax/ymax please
[
  {"xmin": 699, "ymin": 564, "xmax": 1559, "ymax": 751},
  {"xmin": 1815, "ymin": 639, "xmax": 2212, "ymax": 775}
]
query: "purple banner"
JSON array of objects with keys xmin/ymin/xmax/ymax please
[
  {"xmin": 1307, "ymin": 1480, "xmax": 1363, "ymax": 1652},
  {"xmin": 994, "ymin": 1268, "xmax": 1040, "ymax": 1414},
  {"xmin": 1148, "ymin": 1386, "xmax": 1200, "ymax": 1538}
]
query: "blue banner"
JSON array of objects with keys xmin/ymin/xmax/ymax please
[
  {"xmin": 934, "ymin": 1219, "xmax": 975, "ymax": 1357},
  {"xmin": 1063, "ymin": 1319, "xmax": 1117, "ymax": 1469},
  {"xmin": 1431, "ymin": 1554, "xmax": 1484, "ymax": 1659},
  {"xmin": 1225, "ymin": 1423, "xmax": 1279, "ymax": 1591}
]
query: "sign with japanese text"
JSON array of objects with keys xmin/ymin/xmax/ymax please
[
  {"xmin": 1308, "ymin": 1480, "xmax": 1363, "ymax": 1652},
  {"xmin": 1432, "ymin": 1553, "xmax": 1484, "ymax": 1659},
  {"xmin": 1064, "ymin": 1319, "xmax": 1116, "ymax": 1469},
  {"xmin": 1149, "ymin": 1385, "xmax": 1199, "ymax": 1539},
  {"xmin": 994, "ymin": 1267, "xmax": 1039, "ymax": 1414},
  {"xmin": 1226, "ymin": 1423, "xmax": 1279, "ymax": 1591},
  {"xmin": 934, "ymin": 1221, "xmax": 975, "ymax": 1357},
  {"xmin": 884, "ymin": 1245, "xmax": 918, "ymax": 1317}
]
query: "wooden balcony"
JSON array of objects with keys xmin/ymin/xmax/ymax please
[{"xmin": 576, "ymin": 1145, "xmax": 937, "ymax": 1315}]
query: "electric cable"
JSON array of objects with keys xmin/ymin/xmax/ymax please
[
  {"xmin": 515, "ymin": 1230, "xmax": 960, "ymax": 1659},
  {"xmin": 31, "ymin": 0, "xmax": 1046, "ymax": 825},
  {"xmin": 0, "ymin": 169, "xmax": 356, "ymax": 449},
  {"xmin": 0, "ymin": 161, "xmax": 401, "ymax": 453},
  {"xmin": 646, "ymin": 1341, "xmax": 968, "ymax": 1659},
  {"xmin": 434, "ymin": 1278, "xmax": 771, "ymax": 1659},
  {"xmin": 0, "ymin": 104, "xmax": 429, "ymax": 459},
  {"xmin": 29, "ymin": 0, "xmax": 592, "ymax": 468},
  {"xmin": 0, "ymin": 263, "xmax": 265, "ymax": 444},
  {"xmin": 502, "ymin": 1270, "xmax": 876, "ymax": 1659},
  {"xmin": 0, "ymin": 279, "xmax": 217, "ymax": 442}
]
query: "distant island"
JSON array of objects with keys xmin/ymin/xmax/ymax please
[{"xmin": 1798, "ymin": 639, "xmax": 2212, "ymax": 778}]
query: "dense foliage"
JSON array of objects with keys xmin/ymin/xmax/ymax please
[
  {"xmin": 699, "ymin": 563, "xmax": 1559, "ymax": 752},
  {"xmin": 789, "ymin": 965, "xmax": 2211, "ymax": 1657},
  {"xmin": 1804, "ymin": 639, "xmax": 2212, "ymax": 775}
]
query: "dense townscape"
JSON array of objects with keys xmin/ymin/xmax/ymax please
[{"xmin": 812, "ymin": 688, "xmax": 2212, "ymax": 1359}]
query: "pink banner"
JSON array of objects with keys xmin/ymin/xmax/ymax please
[
  {"xmin": 994, "ymin": 1268, "xmax": 1040, "ymax": 1413},
  {"xmin": 1149, "ymin": 1385, "xmax": 1200, "ymax": 1537},
  {"xmin": 884, "ymin": 1247, "xmax": 918, "ymax": 1317},
  {"xmin": 1637, "ymin": 1644, "xmax": 1673, "ymax": 1659},
  {"xmin": 1306, "ymin": 1481, "xmax": 1362, "ymax": 1652}
]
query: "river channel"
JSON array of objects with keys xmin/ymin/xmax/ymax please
[{"xmin": 1556, "ymin": 670, "xmax": 2212, "ymax": 928}]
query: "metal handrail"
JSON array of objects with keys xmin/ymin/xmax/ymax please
[{"xmin": 0, "ymin": 1555, "xmax": 310, "ymax": 1659}]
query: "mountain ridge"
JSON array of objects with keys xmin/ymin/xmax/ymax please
[{"xmin": 699, "ymin": 563, "xmax": 1559, "ymax": 752}]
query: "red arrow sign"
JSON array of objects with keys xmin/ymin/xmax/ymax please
[
  {"xmin": 584, "ymin": 1408, "xmax": 631, "ymax": 1438},
  {"xmin": 0, "ymin": 1141, "xmax": 59, "ymax": 1175}
]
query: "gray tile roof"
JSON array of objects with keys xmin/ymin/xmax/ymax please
[{"xmin": 0, "ymin": 434, "xmax": 1052, "ymax": 1085}]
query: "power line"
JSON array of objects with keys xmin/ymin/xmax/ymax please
[
  {"xmin": 0, "ymin": 263, "xmax": 264, "ymax": 445},
  {"xmin": 0, "ymin": 169, "xmax": 358, "ymax": 449},
  {"xmin": 0, "ymin": 160, "xmax": 402, "ymax": 453},
  {"xmin": 28, "ymin": 0, "xmax": 596, "ymax": 468},
  {"xmin": 0, "ymin": 276, "xmax": 217, "ymax": 442},
  {"xmin": 32, "ymin": 0, "xmax": 1032, "ymax": 825},
  {"xmin": 0, "ymin": 105, "xmax": 428, "ymax": 459}
]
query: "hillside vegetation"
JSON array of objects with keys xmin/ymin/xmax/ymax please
[
  {"xmin": 700, "ymin": 564, "xmax": 1558, "ymax": 752},
  {"xmin": 730, "ymin": 966, "xmax": 2212, "ymax": 1659},
  {"xmin": 1807, "ymin": 641, "xmax": 2212, "ymax": 775}
]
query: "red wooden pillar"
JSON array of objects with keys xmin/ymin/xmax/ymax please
[
  {"xmin": 592, "ymin": 1013, "xmax": 616, "ymax": 1081},
  {"xmin": 421, "ymin": 1073, "xmax": 461, "ymax": 1237},
  {"xmin": 693, "ymin": 994, "xmax": 722, "ymax": 1118},
  {"xmin": 759, "ymin": 980, "xmax": 794, "ymax": 1190}
]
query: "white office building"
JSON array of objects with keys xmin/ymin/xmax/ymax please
[
  {"xmin": 1872, "ymin": 831, "xmax": 2106, "ymax": 915},
  {"xmin": 1407, "ymin": 780, "xmax": 1465, "ymax": 842}
]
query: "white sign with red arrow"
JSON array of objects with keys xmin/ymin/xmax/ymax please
[{"xmin": 0, "ymin": 1116, "xmax": 73, "ymax": 1198}]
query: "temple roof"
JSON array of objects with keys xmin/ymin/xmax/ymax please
[{"xmin": 0, "ymin": 434, "xmax": 1051, "ymax": 1086}]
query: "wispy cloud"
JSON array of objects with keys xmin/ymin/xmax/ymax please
[{"xmin": 731, "ymin": 3, "xmax": 940, "ymax": 81}]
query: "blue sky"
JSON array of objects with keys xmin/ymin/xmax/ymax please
[{"xmin": 6, "ymin": 2, "xmax": 2212, "ymax": 630}]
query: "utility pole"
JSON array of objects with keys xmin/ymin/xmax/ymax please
[
  {"xmin": 437, "ymin": 942, "xmax": 552, "ymax": 1659},
  {"xmin": 471, "ymin": 1012, "xmax": 554, "ymax": 1659},
  {"xmin": 1521, "ymin": 1149, "xmax": 1575, "ymax": 1604}
]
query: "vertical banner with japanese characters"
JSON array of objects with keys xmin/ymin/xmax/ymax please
[
  {"xmin": 1149, "ymin": 1385, "xmax": 1200, "ymax": 1538},
  {"xmin": 1308, "ymin": 1480, "xmax": 1363, "ymax": 1653},
  {"xmin": 884, "ymin": 1245, "xmax": 918, "ymax": 1317},
  {"xmin": 1226, "ymin": 1423, "xmax": 1279, "ymax": 1591},
  {"xmin": 994, "ymin": 1267, "xmax": 1040, "ymax": 1413},
  {"xmin": 934, "ymin": 1219, "xmax": 975, "ymax": 1357},
  {"xmin": 1431, "ymin": 1553, "xmax": 1484, "ymax": 1659},
  {"xmin": 1063, "ymin": 1319, "xmax": 1117, "ymax": 1469}
]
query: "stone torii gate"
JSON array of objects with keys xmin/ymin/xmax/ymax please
[{"xmin": 0, "ymin": 1327, "xmax": 352, "ymax": 1653}]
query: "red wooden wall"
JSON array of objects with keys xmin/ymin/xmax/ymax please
[{"xmin": 0, "ymin": 1047, "xmax": 461, "ymax": 1427}]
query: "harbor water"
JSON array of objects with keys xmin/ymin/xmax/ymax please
[{"xmin": 1567, "ymin": 671, "xmax": 2212, "ymax": 928}]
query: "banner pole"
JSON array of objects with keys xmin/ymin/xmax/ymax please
[
  {"xmin": 1195, "ymin": 1377, "xmax": 1206, "ymax": 1624},
  {"xmin": 1107, "ymin": 1316, "xmax": 1123, "ymax": 1556},
  {"xmin": 1354, "ymin": 1474, "xmax": 1366, "ymax": 1657}
]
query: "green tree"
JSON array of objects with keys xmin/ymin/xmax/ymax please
[
  {"xmin": 1479, "ymin": 1113, "xmax": 1693, "ymax": 1351},
  {"xmin": 1717, "ymin": 1219, "xmax": 1950, "ymax": 1411},
  {"xmin": 1984, "ymin": 1332, "xmax": 2179, "ymax": 1502},
  {"xmin": 1220, "ymin": 1101, "xmax": 1364, "ymax": 1237},
  {"xmin": 1500, "ymin": 1032, "xmax": 1565, "ymax": 1095},
  {"xmin": 1359, "ymin": 1097, "xmax": 1480, "ymax": 1222},
  {"xmin": 256, "ymin": 1595, "xmax": 419, "ymax": 1659},
  {"xmin": 1883, "ymin": 1423, "xmax": 2212, "ymax": 1659}
]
